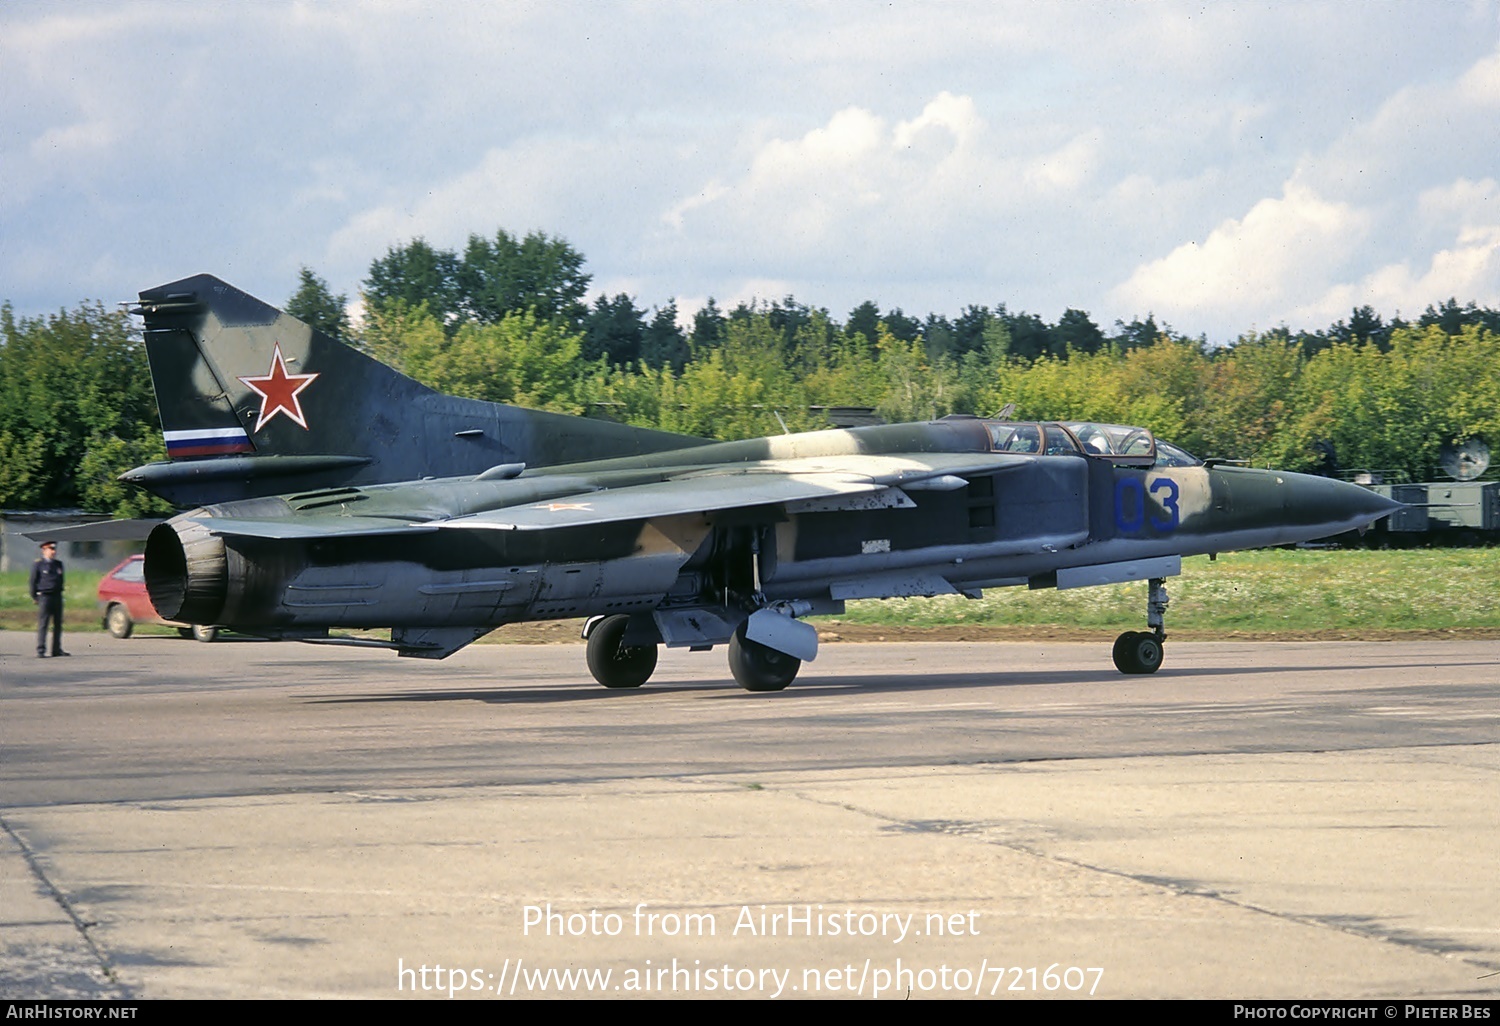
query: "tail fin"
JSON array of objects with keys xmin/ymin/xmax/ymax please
[{"xmin": 125, "ymin": 274, "xmax": 708, "ymax": 506}]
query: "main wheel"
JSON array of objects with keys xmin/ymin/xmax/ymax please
[
  {"xmin": 106, "ymin": 604, "xmax": 134, "ymax": 639},
  {"xmin": 585, "ymin": 615, "xmax": 657, "ymax": 689},
  {"xmin": 727, "ymin": 625, "xmax": 800, "ymax": 692},
  {"xmin": 1112, "ymin": 631, "xmax": 1164, "ymax": 674},
  {"xmin": 191, "ymin": 625, "xmax": 219, "ymax": 643}
]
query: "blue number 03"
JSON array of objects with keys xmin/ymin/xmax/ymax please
[
  {"xmin": 1114, "ymin": 477, "xmax": 1181, "ymax": 533},
  {"xmin": 1149, "ymin": 477, "xmax": 1180, "ymax": 531}
]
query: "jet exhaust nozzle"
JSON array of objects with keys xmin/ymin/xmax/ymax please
[{"xmin": 145, "ymin": 516, "xmax": 228, "ymax": 624}]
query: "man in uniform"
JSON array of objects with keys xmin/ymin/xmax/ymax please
[{"xmin": 31, "ymin": 540, "xmax": 68, "ymax": 657}]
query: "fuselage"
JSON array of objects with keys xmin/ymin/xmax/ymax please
[{"xmin": 144, "ymin": 417, "xmax": 1400, "ymax": 643}]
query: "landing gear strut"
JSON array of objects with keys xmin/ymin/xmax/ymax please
[
  {"xmin": 585, "ymin": 615, "xmax": 659, "ymax": 688},
  {"xmin": 1112, "ymin": 577, "xmax": 1168, "ymax": 675}
]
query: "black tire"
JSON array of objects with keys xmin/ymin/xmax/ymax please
[
  {"xmin": 585, "ymin": 615, "xmax": 657, "ymax": 689},
  {"xmin": 1112, "ymin": 631, "xmax": 1164, "ymax": 674},
  {"xmin": 176, "ymin": 626, "xmax": 194, "ymax": 639},
  {"xmin": 727, "ymin": 625, "xmax": 800, "ymax": 692},
  {"xmin": 191, "ymin": 625, "xmax": 219, "ymax": 643},
  {"xmin": 106, "ymin": 604, "xmax": 134, "ymax": 639}
]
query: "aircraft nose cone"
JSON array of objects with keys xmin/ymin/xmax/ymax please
[
  {"xmin": 1284, "ymin": 472, "xmax": 1403, "ymax": 536},
  {"xmin": 1207, "ymin": 467, "xmax": 1406, "ymax": 548}
]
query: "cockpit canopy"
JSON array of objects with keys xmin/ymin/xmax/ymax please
[{"xmin": 982, "ymin": 420, "xmax": 1200, "ymax": 468}]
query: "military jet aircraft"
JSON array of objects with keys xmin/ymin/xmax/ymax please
[{"xmin": 122, "ymin": 275, "xmax": 1400, "ymax": 690}]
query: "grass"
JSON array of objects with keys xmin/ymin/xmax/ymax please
[
  {"xmin": 820, "ymin": 548, "xmax": 1500, "ymax": 636},
  {"xmin": 0, "ymin": 570, "xmax": 111, "ymax": 631},
  {"xmin": 3, "ymin": 548, "xmax": 1497, "ymax": 638}
]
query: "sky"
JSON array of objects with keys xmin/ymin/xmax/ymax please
[{"xmin": 4, "ymin": 0, "xmax": 1500, "ymax": 344}]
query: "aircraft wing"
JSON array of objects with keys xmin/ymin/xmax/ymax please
[
  {"xmin": 181, "ymin": 453, "xmax": 1035, "ymax": 539},
  {"xmin": 435, "ymin": 452, "xmax": 1036, "ymax": 531}
]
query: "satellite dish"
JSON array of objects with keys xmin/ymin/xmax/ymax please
[{"xmin": 1439, "ymin": 437, "xmax": 1490, "ymax": 481}]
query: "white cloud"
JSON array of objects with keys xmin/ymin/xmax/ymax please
[
  {"xmin": 663, "ymin": 182, "xmax": 730, "ymax": 232},
  {"xmin": 1111, "ymin": 183, "xmax": 1370, "ymax": 325},
  {"xmin": 28, "ymin": 120, "xmax": 117, "ymax": 160},
  {"xmin": 1418, "ymin": 178, "xmax": 1500, "ymax": 225},
  {"xmin": 326, "ymin": 132, "xmax": 675, "ymax": 280},
  {"xmin": 670, "ymin": 92, "xmax": 987, "ymax": 222},
  {"xmin": 1295, "ymin": 223, "xmax": 1500, "ymax": 325},
  {"xmin": 655, "ymin": 91, "xmax": 1107, "ymax": 294},
  {"xmin": 1458, "ymin": 44, "xmax": 1500, "ymax": 105},
  {"xmin": 1105, "ymin": 31, "xmax": 1500, "ymax": 335}
]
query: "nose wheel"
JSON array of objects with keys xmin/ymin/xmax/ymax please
[
  {"xmin": 1112, "ymin": 630, "xmax": 1164, "ymax": 674},
  {"xmin": 1113, "ymin": 577, "xmax": 1168, "ymax": 675}
]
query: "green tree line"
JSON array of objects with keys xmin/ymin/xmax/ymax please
[
  {"xmin": 0, "ymin": 302, "xmax": 170, "ymax": 516},
  {"xmin": 4, "ymin": 227, "xmax": 1499, "ymax": 515}
]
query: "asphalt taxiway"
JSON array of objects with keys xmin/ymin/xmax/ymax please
[{"xmin": 2, "ymin": 631, "xmax": 1497, "ymax": 999}]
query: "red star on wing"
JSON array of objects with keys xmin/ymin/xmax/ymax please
[{"xmin": 238, "ymin": 343, "xmax": 320, "ymax": 432}]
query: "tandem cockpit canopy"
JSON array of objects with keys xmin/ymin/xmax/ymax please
[{"xmin": 982, "ymin": 420, "xmax": 1202, "ymax": 469}]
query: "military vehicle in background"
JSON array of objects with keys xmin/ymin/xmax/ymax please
[{"xmin": 1346, "ymin": 438, "xmax": 1500, "ymax": 545}]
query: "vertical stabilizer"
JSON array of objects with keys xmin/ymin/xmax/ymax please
[{"xmin": 126, "ymin": 274, "xmax": 708, "ymax": 505}]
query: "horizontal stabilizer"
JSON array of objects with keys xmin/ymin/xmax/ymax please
[
  {"xmin": 186, "ymin": 517, "xmax": 439, "ymax": 541},
  {"xmin": 122, "ymin": 454, "xmax": 372, "ymax": 489},
  {"xmin": 21, "ymin": 518, "xmax": 164, "ymax": 543}
]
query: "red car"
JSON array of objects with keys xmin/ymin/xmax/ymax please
[{"xmin": 97, "ymin": 555, "xmax": 218, "ymax": 642}]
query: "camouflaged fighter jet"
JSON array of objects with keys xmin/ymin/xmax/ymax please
[{"xmin": 125, "ymin": 275, "xmax": 1401, "ymax": 690}]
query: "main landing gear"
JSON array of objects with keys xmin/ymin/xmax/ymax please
[
  {"xmin": 584, "ymin": 614, "xmax": 804, "ymax": 692},
  {"xmin": 727, "ymin": 622, "xmax": 800, "ymax": 692},
  {"xmin": 584, "ymin": 615, "xmax": 658, "ymax": 689},
  {"xmin": 1112, "ymin": 577, "xmax": 1169, "ymax": 675}
]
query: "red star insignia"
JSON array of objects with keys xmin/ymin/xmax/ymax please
[{"xmin": 238, "ymin": 343, "xmax": 320, "ymax": 432}]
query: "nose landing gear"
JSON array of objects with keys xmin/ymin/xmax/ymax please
[{"xmin": 1113, "ymin": 577, "xmax": 1168, "ymax": 674}]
